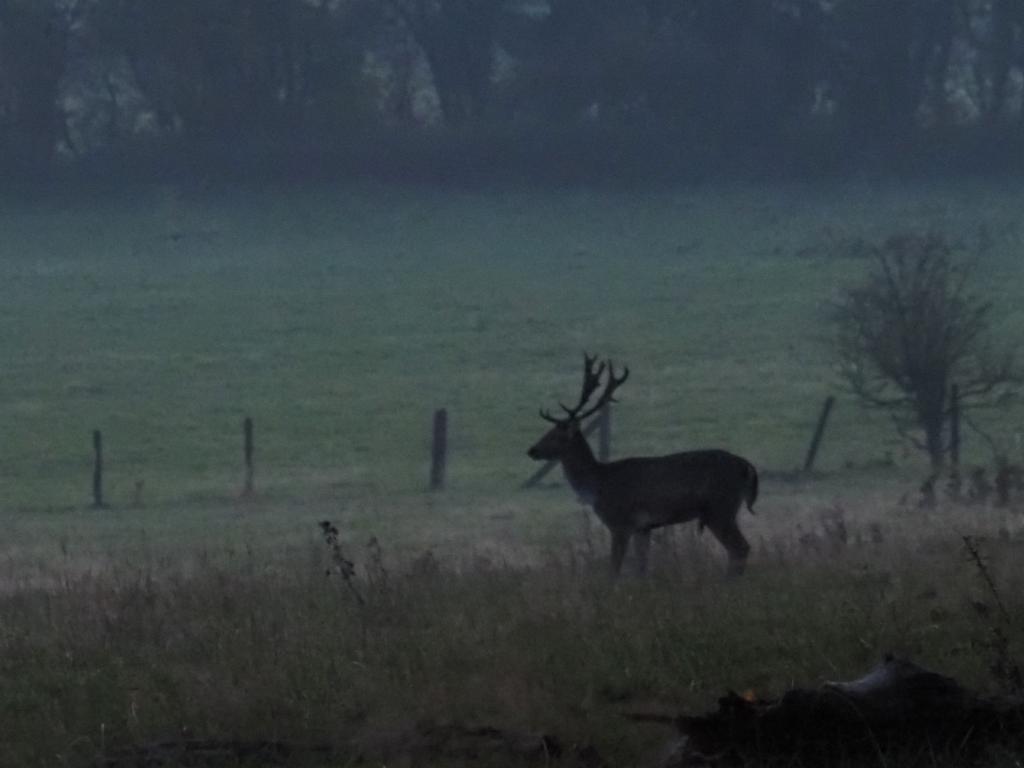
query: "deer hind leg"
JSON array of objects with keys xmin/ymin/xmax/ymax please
[
  {"xmin": 632, "ymin": 530, "xmax": 651, "ymax": 575},
  {"xmin": 706, "ymin": 516, "xmax": 751, "ymax": 577},
  {"xmin": 609, "ymin": 529, "xmax": 630, "ymax": 576}
]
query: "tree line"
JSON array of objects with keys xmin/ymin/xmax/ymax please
[{"xmin": 3, "ymin": 0, "xmax": 1024, "ymax": 182}]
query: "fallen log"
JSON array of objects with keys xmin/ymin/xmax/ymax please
[{"xmin": 647, "ymin": 656, "xmax": 1024, "ymax": 767}]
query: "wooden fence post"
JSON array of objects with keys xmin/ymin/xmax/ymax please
[
  {"xmin": 430, "ymin": 408, "xmax": 448, "ymax": 490},
  {"xmin": 92, "ymin": 429, "xmax": 104, "ymax": 508},
  {"xmin": 803, "ymin": 396, "xmax": 835, "ymax": 473},
  {"xmin": 243, "ymin": 416, "xmax": 254, "ymax": 496}
]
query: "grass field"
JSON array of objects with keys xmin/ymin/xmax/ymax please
[
  {"xmin": 3, "ymin": 178, "xmax": 1024, "ymax": 765},
  {"xmin": 3, "ymin": 181, "xmax": 1024, "ymax": 499},
  {"xmin": 3, "ymin": 501, "xmax": 1024, "ymax": 767}
]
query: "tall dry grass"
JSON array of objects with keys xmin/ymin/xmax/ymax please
[{"xmin": 2, "ymin": 495, "xmax": 1023, "ymax": 767}]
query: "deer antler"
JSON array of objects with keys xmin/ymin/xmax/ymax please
[
  {"xmin": 559, "ymin": 353, "xmax": 606, "ymax": 417},
  {"xmin": 540, "ymin": 354, "xmax": 627, "ymax": 424},
  {"xmin": 577, "ymin": 360, "xmax": 629, "ymax": 421}
]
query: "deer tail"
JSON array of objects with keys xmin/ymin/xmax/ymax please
[{"xmin": 744, "ymin": 460, "xmax": 759, "ymax": 514}]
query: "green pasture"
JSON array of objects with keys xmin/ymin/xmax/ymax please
[{"xmin": 1, "ymin": 179, "xmax": 1024, "ymax": 554}]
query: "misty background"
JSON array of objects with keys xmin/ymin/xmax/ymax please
[{"xmin": 4, "ymin": 0, "xmax": 1024, "ymax": 185}]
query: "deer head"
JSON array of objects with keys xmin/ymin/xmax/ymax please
[{"xmin": 527, "ymin": 353, "xmax": 629, "ymax": 461}]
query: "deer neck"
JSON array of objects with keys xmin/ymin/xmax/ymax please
[{"xmin": 560, "ymin": 431, "xmax": 601, "ymax": 505}]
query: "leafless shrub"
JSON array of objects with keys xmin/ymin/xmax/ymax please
[{"xmin": 833, "ymin": 232, "xmax": 1019, "ymax": 469}]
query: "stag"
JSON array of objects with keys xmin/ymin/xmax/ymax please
[{"xmin": 527, "ymin": 354, "xmax": 758, "ymax": 576}]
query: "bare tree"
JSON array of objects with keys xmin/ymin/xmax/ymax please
[{"xmin": 834, "ymin": 233, "xmax": 1019, "ymax": 469}]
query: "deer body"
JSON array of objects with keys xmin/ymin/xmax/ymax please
[{"xmin": 528, "ymin": 355, "xmax": 758, "ymax": 576}]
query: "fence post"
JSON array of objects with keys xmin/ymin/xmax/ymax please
[
  {"xmin": 430, "ymin": 408, "xmax": 448, "ymax": 490},
  {"xmin": 803, "ymin": 396, "xmax": 835, "ymax": 473},
  {"xmin": 243, "ymin": 416, "xmax": 254, "ymax": 496},
  {"xmin": 92, "ymin": 429, "xmax": 104, "ymax": 508},
  {"xmin": 598, "ymin": 404, "xmax": 612, "ymax": 462}
]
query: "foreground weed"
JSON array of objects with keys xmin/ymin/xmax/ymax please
[
  {"xmin": 963, "ymin": 535, "xmax": 1023, "ymax": 693},
  {"xmin": 318, "ymin": 520, "xmax": 364, "ymax": 606}
]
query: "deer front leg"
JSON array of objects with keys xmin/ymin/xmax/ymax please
[
  {"xmin": 609, "ymin": 529, "xmax": 630, "ymax": 576},
  {"xmin": 707, "ymin": 516, "xmax": 751, "ymax": 577}
]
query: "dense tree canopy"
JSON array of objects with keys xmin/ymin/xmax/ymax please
[{"xmin": 2, "ymin": 0, "xmax": 1024, "ymax": 181}]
